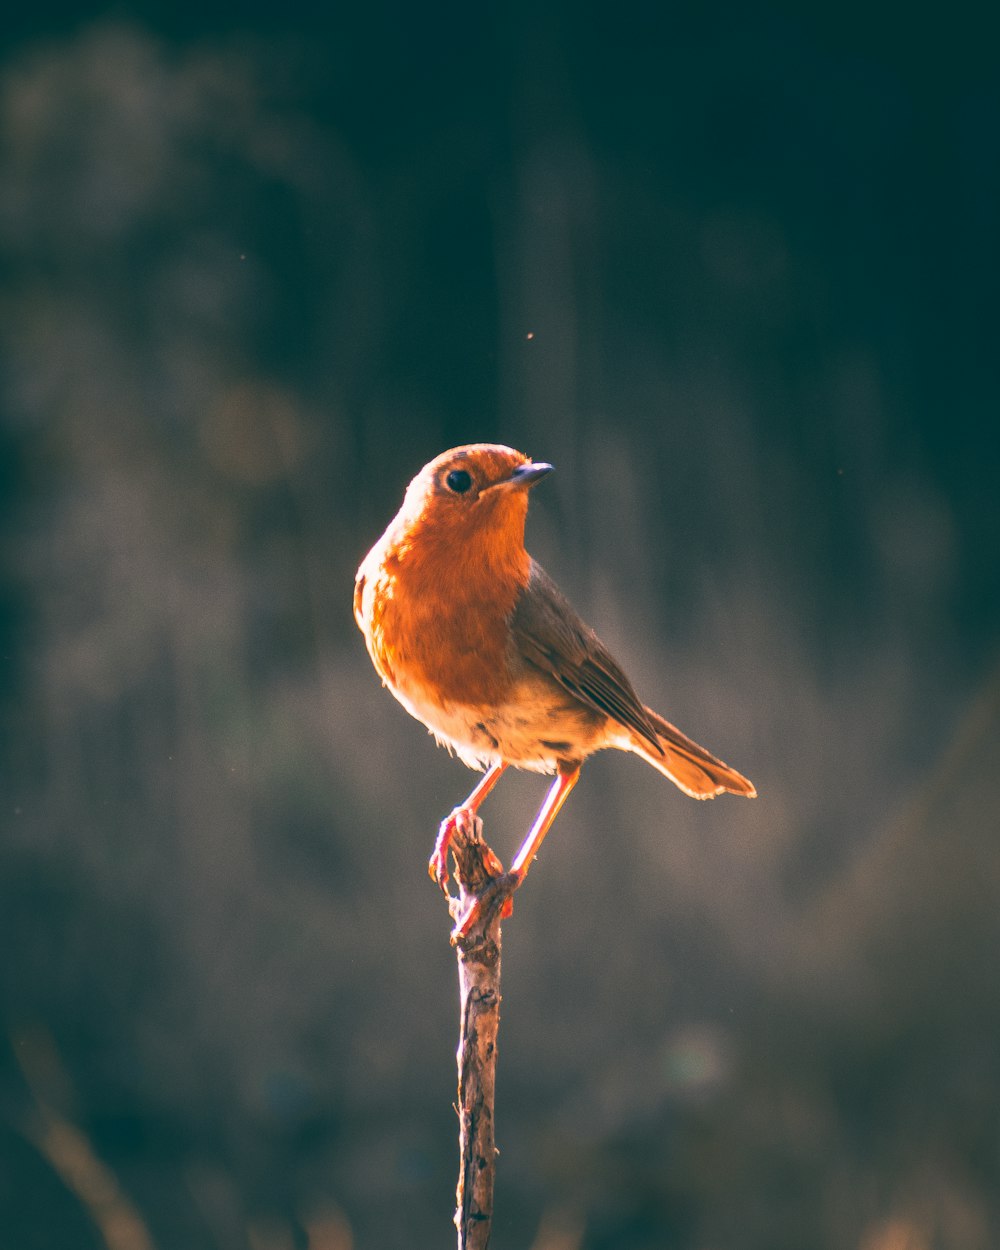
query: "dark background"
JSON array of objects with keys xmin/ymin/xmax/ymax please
[{"xmin": 2, "ymin": 4, "xmax": 998, "ymax": 1248}]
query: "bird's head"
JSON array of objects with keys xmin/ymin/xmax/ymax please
[{"xmin": 397, "ymin": 444, "xmax": 553, "ymax": 558}]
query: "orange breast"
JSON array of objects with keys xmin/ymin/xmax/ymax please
[{"xmin": 363, "ymin": 523, "xmax": 529, "ymax": 716}]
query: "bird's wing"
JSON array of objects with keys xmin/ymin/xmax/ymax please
[{"xmin": 510, "ymin": 561, "xmax": 663, "ymax": 755}]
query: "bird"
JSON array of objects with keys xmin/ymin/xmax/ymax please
[{"xmin": 354, "ymin": 443, "xmax": 755, "ymax": 933}]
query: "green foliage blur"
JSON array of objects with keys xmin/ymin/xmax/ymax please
[{"xmin": 2, "ymin": 7, "xmax": 998, "ymax": 1249}]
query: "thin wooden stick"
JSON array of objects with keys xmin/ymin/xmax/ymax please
[{"xmin": 446, "ymin": 809, "xmax": 516, "ymax": 1250}]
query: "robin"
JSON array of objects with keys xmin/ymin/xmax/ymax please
[{"xmin": 354, "ymin": 443, "xmax": 755, "ymax": 933}]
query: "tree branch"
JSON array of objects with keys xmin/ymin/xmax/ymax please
[{"xmin": 446, "ymin": 809, "xmax": 516, "ymax": 1250}]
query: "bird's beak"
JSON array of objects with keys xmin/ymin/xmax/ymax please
[{"xmin": 504, "ymin": 461, "xmax": 554, "ymax": 490}]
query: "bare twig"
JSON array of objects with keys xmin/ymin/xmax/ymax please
[{"xmin": 446, "ymin": 809, "xmax": 517, "ymax": 1250}]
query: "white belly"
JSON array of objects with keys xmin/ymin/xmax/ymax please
[{"xmin": 386, "ymin": 670, "xmax": 609, "ymax": 773}]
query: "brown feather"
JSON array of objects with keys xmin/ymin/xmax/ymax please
[
  {"xmin": 510, "ymin": 561, "xmax": 664, "ymax": 755},
  {"xmin": 635, "ymin": 706, "xmax": 757, "ymax": 799}
]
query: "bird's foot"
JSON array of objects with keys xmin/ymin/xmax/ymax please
[
  {"xmin": 429, "ymin": 807, "xmax": 467, "ymax": 892},
  {"xmin": 451, "ymin": 870, "xmax": 520, "ymax": 943}
]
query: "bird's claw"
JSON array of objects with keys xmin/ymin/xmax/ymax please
[
  {"xmin": 450, "ymin": 870, "xmax": 520, "ymax": 942},
  {"xmin": 428, "ymin": 853, "xmax": 449, "ymax": 892},
  {"xmin": 428, "ymin": 847, "xmax": 451, "ymax": 894},
  {"xmin": 428, "ymin": 807, "xmax": 466, "ymax": 893}
]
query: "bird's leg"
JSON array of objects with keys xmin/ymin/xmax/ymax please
[
  {"xmin": 452, "ymin": 763, "xmax": 581, "ymax": 939},
  {"xmin": 509, "ymin": 762, "xmax": 581, "ymax": 878},
  {"xmin": 429, "ymin": 761, "xmax": 509, "ymax": 891}
]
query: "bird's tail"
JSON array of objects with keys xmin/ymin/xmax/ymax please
[{"xmin": 629, "ymin": 706, "xmax": 757, "ymax": 799}]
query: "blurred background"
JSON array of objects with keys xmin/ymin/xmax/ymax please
[{"xmin": 1, "ymin": 3, "xmax": 998, "ymax": 1248}]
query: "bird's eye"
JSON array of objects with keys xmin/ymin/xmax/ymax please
[{"xmin": 445, "ymin": 469, "xmax": 472, "ymax": 494}]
